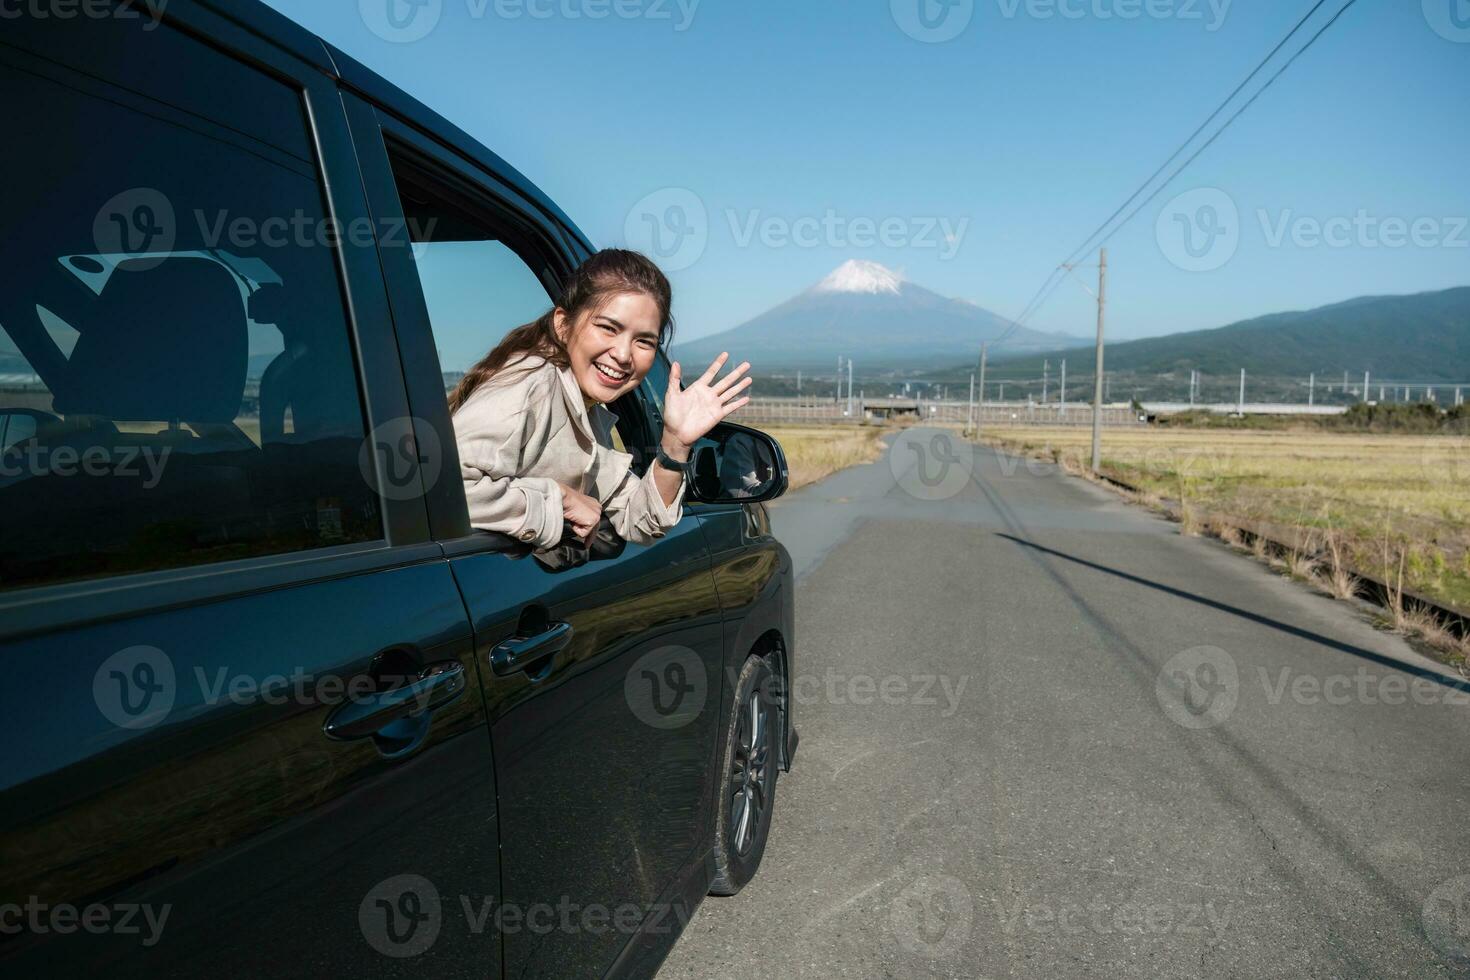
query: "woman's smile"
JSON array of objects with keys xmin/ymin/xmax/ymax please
[{"xmin": 592, "ymin": 358, "xmax": 631, "ymax": 387}]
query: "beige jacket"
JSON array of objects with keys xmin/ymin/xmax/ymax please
[{"xmin": 453, "ymin": 354, "xmax": 684, "ymax": 549}]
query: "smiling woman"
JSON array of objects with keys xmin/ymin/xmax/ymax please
[{"xmin": 449, "ymin": 249, "xmax": 752, "ymax": 550}]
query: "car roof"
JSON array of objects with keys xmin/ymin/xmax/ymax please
[{"xmin": 199, "ymin": 0, "xmax": 592, "ymax": 253}]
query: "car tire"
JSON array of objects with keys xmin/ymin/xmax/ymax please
[{"xmin": 709, "ymin": 654, "xmax": 780, "ymax": 896}]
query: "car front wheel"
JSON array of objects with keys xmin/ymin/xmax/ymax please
[{"xmin": 709, "ymin": 654, "xmax": 780, "ymax": 895}]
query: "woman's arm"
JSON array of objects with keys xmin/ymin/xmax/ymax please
[{"xmin": 455, "ymin": 380, "xmax": 568, "ymax": 549}]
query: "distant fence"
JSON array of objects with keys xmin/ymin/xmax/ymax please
[{"xmin": 737, "ymin": 397, "xmax": 1145, "ymax": 428}]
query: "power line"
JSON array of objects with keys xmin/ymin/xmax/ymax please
[
  {"xmin": 989, "ymin": 0, "xmax": 1361, "ymax": 348},
  {"xmin": 1102, "ymin": 0, "xmax": 1362, "ymax": 250},
  {"xmin": 1057, "ymin": 0, "xmax": 1333, "ymax": 273}
]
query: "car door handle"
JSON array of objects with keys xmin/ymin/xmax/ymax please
[
  {"xmin": 322, "ymin": 660, "xmax": 466, "ymax": 741},
  {"xmin": 490, "ymin": 622, "xmax": 574, "ymax": 677}
]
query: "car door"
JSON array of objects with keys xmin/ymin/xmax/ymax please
[
  {"xmin": 343, "ymin": 104, "xmax": 728, "ymax": 979},
  {"xmin": 0, "ymin": 7, "xmax": 501, "ymax": 977}
]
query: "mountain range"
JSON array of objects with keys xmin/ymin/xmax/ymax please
[
  {"xmin": 971, "ymin": 286, "xmax": 1470, "ymax": 382},
  {"xmin": 674, "ymin": 260, "xmax": 1083, "ymax": 371}
]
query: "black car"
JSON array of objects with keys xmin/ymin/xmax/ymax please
[{"xmin": 0, "ymin": 2, "xmax": 796, "ymax": 976}]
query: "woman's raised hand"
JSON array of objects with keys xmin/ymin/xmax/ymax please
[{"xmin": 662, "ymin": 353, "xmax": 752, "ymax": 451}]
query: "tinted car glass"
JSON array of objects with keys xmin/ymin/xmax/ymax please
[{"xmin": 0, "ymin": 26, "xmax": 380, "ymax": 591}]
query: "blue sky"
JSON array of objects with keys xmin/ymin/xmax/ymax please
[{"xmin": 264, "ymin": 0, "xmax": 1469, "ymax": 346}]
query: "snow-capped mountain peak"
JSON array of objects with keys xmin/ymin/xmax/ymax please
[{"xmin": 812, "ymin": 259, "xmax": 904, "ymax": 296}]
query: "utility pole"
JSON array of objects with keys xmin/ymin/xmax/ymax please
[
  {"xmin": 836, "ymin": 356, "xmax": 843, "ymax": 404},
  {"xmin": 1060, "ymin": 359, "xmax": 1067, "ymax": 415},
  {"xmin": 1363, "ymin": 370, "xmax": 1370, "ymax": 403},
  {"xmin": 1090, "ymin": 248, "xmax": 1107, "ymax": 473},
  {"xmin": 797, "ymin": 370, "xmax": 802, "ymax": 395},
  {"xmin": 977, "ymin": 343, "xmax": 989, "ymax": 428},
  {"xmin": 1237, "ymin": 369, "xmax": 1245, "ymax": 416},
  {"xmin": 1042, "ymin": 360, "xmax": 1049, "ymax": 403},
  {"xmin": 1308, "ymin": 372, "xmax": 1314, "ymax": 407},
  {"xmin": 846, "ymin": 359, "xmax": 854, "ymax": 418},
  {"xmin": 967, "ymin": 372, "xmax": 975, "ymax": 434}
]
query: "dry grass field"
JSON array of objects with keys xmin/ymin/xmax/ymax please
[
  {"xmin": 981, "ymin": 426, "xmax": 1470, "ymax": 618},
  {"xmin": 752, "ymin": 423, "xmax": 887, "ymax": 492}
]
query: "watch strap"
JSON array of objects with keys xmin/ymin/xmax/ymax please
[{"xmin": 655, "ymin": 449, "xmax": 690, "ymax": 474}]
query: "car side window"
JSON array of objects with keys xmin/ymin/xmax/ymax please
[
  {"xmin": 388, "ymin": 160, "xmax": 648, "ymax": 463},
  {"xmin": 0, "ymin": 23, "xmax": 380, "ymax": 592}
]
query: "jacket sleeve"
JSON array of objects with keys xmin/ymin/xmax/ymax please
[
  {"xmin": 454, "ymin": 384, "xmax": 566, "ymax": 550},
  {"xmin": 592, "ymin": 443, "xmax": 685, "ymax": 547}
]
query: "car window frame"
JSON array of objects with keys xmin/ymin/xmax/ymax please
[
  {"xmin": 344, "ymin": 97, "xmax": 669, "ymax": 554},
  {"xmin": 0, "ymin": 2, "xmax": 437, "ymax": 642}
]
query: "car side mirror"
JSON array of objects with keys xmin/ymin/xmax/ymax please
[{"xmin": 687, "ymin": 422, "xmax": 788, "ymax": 504}]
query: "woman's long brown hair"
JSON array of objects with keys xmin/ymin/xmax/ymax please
[{"xmin": 447, "ymin": 248, "xmax": 675, "ymax": 414}]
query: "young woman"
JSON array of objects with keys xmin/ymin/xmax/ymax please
[{"xmin": 449, "ymin": 249, "xmax": 751, "ymax": 550}]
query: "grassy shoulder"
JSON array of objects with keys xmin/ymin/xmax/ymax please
[
  {"xmin": 979, "ymin": 424, "xmax": 1470, "ymax": 627},
  {"xmin": 748, "ymin": 423, "xmax": 887, "ymax": 492}
]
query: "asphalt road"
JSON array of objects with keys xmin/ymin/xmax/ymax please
[{"xmin": 659, "ymin": 426, "xmax": 1470, "ymax": 979}]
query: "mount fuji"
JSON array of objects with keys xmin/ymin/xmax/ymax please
[{"xmin": 674, "ymin": 260, "xmax": 1084, "ymax": 371}]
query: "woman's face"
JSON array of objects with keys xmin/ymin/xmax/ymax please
[{"xmin": 556, "ymin": 291, "xmax": 662, "ymax": 404}]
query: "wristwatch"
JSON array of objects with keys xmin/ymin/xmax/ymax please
[{"xmin": 655, "ymin": 449, "xmax": 690, "ymax": 474}]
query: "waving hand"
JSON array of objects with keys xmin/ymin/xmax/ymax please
[{"xmin": 662, "ymin": 353, "xmax": 752, "ymax": 449}]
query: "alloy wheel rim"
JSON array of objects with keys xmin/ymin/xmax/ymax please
[{"xmin": 729, "ymin": 682, "xmax": 771, "ymax": 856}]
